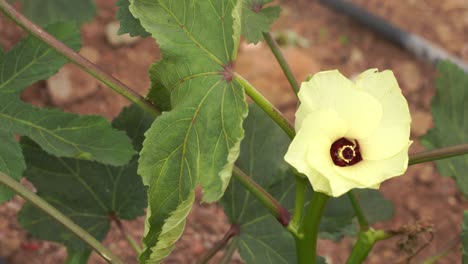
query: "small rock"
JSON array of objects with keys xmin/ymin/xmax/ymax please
[
  {"xmin": 416, "ymin": 165, "xmax": 435, "ymax": 184},
  {"xmin": 349, "ymin": 48, "xmax": 364, "ymax": 65},
  {"xmin": 105, "ymin": 21, "xmax": 140, "ymax": 47},
  {"xmin": 411, "ymin": 109, "xmax": 432, "ymax": 136},
  {"xmin": 191, "ymin": 241, "xmax": 205, "ymax": 256},
  {"xmin": 397, "ymin": 62, "xmax": 423, "ymax": 93},
  {"xmin": 79, "ymin": 46, "xmax": 100, "ymax": 64},
  {"xmin": 447, "ymin": 196, "xmax": 457, "ymax": 206},
  {"xmin": 47, "ymin": 64, "xmax": 100, "ymax": 106}
]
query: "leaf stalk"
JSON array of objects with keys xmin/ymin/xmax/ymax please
[
  {"xmin": 262, "ymin": 32, "xmax": 300, "ymax": 95},
  {"xmin": 233, "ymin": 73, "xmax": 296, "ymax": 139},
  {"xmin": 0, "ymin": 172, "xmax": 124, "ymax": 264},
  {"xmin": 409, "ymin": 143, "xmax": 468, "ymax": 165},
  {"xmin": 0, "ymin": 0, "xmax": 159, "ymax": 117}
]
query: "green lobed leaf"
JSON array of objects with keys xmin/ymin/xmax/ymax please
[
  {"xmin": 241, "ymin": 0, "xmax": 281, "ymax": 44},
  {"xmin": 221, "ymin": 104, "xmax": 296, "ymax": 263},
  {"xmin": 18, "ymin": 104, "xmax": 151, "ymax": 261},
  {"xmin": 0, "ymin": 22, "xmax": 81, "ymax": 94},
  {"xmin": 421, "ymin": 61, "xmax": 468, "ymax": 195},
  {"xmin": 130, "ymin": 0, "xmax": 248, "ymax": 262},
  {"xmin": 19, "ymin": 0, "xmax": 96, "ymax": 26},
  {"xmin": 462, "ymin": 211, "xmax": 468, "ymax": 263},
  {"xmin": 0, "ymin": 131, "xmax": 25, "ymax": 203},
  {"xmin": 0, "ymin": 95, "xmax": 135, "ymax": 166},
  {"xmin": 115, "ymin": 0, "xmax": 150, "ymax": 37}
]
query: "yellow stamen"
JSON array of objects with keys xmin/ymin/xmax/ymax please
[{"xmin": 337, "ymin": 145, "xmax": 356, "ymax": 163}]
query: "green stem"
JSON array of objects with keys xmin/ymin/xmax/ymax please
[
  {"xmin": 198, "ymin": 224, "xmax": 239, "ymax": 264},
  {"xmin": 234, "ymin": 73, "xmax": 296, "ymax": 139},
  {"xmin": 0, "ymin": 0, "xmax": 159, "ymax": 117},
  {"xmin": 346, "ymin": 229, "xmax": 392, "ymax": 264},
  {"xmin": 347, "ymin": 191, "xmax": 369, "ymax": 231},
  {"xmin": 409, "ymin": 143, "xmax": 468, "ymax": 165},
  {"xmin": 232, "ymin": 166, "xmax": 292, "ymax": 229},
  {"xmin": 219, "ymin": 237, "xmax": 238, "ymax": 264},
  {"xmin": 295, "ymin": 192, "xmax": 329, "ymax": 264},
  {"xmin": 289, "ymin": 173, "xmax": 308, "ymax": 236},
  {"xmin": 262, "ymin": 32, "xmax": 300, "ymax": 95},
  {"xmin": 0, "ymin": 172, "xmax": 124, "ymax": 264},
  {"xmin": 112, "ymin": 216, "xmax": 142, "ymax": 255}
]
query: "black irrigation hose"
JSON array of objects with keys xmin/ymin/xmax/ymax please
[{"xmin": 320, "ymin": 0, "xmax": 468, "ymax": 73}]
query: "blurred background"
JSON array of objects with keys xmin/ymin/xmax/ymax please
[{"xmin": 0, "ymin": 0, "xmax": 467, "ymax": 263}]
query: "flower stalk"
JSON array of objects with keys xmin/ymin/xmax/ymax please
[
  {"xmin": 347, "ymin": 191, "xmax": 369, "ymax": 231},
  {"xmin": 0, "ymin": 172, "xmax": 124, "ymax": 264},
  {"xmin": 295, "ymin": 192, "xmax": 329, "ymax": 264},
  {"xmin": 346, "ymin": 229, "xmax": 392, "ymax": 264}
]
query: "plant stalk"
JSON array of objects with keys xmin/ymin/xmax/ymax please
[
  {"xmin": 409, "ymin": 143, "xmax": 468, "ymax": 165},
  {"xmin": 262, "ymin": 32, "xmax": 300, "ymax": 95},
  {"xmin": 295, "ymin": 192, "xmax": 329, "ymax": 264},
  {"xmin": 233, "ymin": 166, "xmax": 291, "ymax": 228},
  {"xmin": 345, "ymin": 229, "xmax": 392, "ymax": 264},
  {"xmin": 347, "ymin": 191, "xmax": 369, "ymax": 231},
  {"xmin": 198, "ymin": 224, "xmax": 239, "ymax": 264},
  {"xmin": 219, "ymin": 237, "xmax": 238, "ymax": 264},
  {"xmin": 234, "ymin": 73, "xmax": 296, "ymax": 139},
  {"xmin": 0, "ymin": 0, "xmax": 159, "ymax": 117},
  {"xmin": 0, "ymin": 172, "xmax": 124, "ymax": 264},
  {"xmin": 112, "ymin": 216, "xmax": 142, "ymax": 255},
  {"xmin": 289, "ymin": 173, "xmax": 308, "ymax": 235}
]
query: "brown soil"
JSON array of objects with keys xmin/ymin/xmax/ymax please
[{"xmin": 1, "ymin": 0, "xmax": 467, "ymax": 263}]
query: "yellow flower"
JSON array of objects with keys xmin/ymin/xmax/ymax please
[{"xmin": 285, "ymin": 69, "xmax": 412, "ymax": 197}]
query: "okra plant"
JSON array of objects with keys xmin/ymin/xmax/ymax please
[{"xmin": 0, "ymin": 0, "xmax": 467, "ymax": 263}]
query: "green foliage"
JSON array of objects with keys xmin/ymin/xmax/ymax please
[
  {"xmin": 115, "ymin": 0, "xmax": 149, "ymax": 37},
  {"xmin": 0, "ymin": 23, "xmax": 81, "ymax": 94},
  {"xmin": 242, "ymin": 0, "xmax": 281, "ymax": 44},
  {"xmin": 221, "ymin": 104, "xmax": 296, "ymax": 263},
  {"xmin": 0, "ymin": 95, "xmax": 135, "ymax": 166},
  {"xmin": 0, "ymin": 132, "xmax": 25, "ymax": 203},
  {"xmin": 462, "ymin": 211, "xmax": 468, "ymax": 263},
  {"xmin": 0, "ymin": 22, "xmax": 135, "ymax": 204},
  {"xmin": 320, "ymin": 190, "xmax": 393, "ymax": 241},
  {"xmin": 18, "ymin": 104, "xmax": 151, "ymax": 262},
  {"xmin": 421, "ymin": 61, "xmax": 468, "ymax": 195},
  {"xmin": 130, "ymin": 0, "xmax": 248, "ymax": 262},
  {"xmin": 19, "ymin": 0, "xmax": 96, "ymax": 26}
]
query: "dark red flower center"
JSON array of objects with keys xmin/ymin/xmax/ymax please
[{"xmin": 330, "ymin": 137, "xmax": 363, "ymax": 167}]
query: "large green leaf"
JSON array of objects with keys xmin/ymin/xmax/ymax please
[
  {"xmin": 18, "ymin": 104, "xmax": 151, "ymax": 262},
  {"xmin": 421, "ymin": 61, "xmax": 468, "ymax": 195},
  {"xmin": 221, "ymin": 104, "xmax": 296, "ymax": 263},
  {"xmin": 0, "ymin": 131, "xmax": 25, "ymax": 203},
  {"xmin": 0, "ymin": 23, "xmax": 81, "ymax": 94},
  {"xmin": 241, "ymin": 0, "xmax": 281, "ymax": 44},
  {"xmin": 115, "ymin": 0, "xmax": 150, "ymax": 37},
  {"xmin": 462, "ymin": 211, "xmax": 468, "ymax": 263},
  {"xmin": 19, "ymin": 0, "xmax": 96, "ymax": 26},
  {"xmin": 0, "ymin": 95, "xmax": 135, "ymax": 166},
  {"xmin": 130, "ymin": 0, "xmax": 248, "ymax": 262}
]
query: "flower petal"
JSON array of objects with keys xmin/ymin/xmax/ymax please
[
  {"xmin": 355, "ymin": 69, "xmax": 411, "ymax": 159},
  {"xmin": 298, "ymin": 70, "xmax": 382, "ymax": 139},
  {"xmin": 332, "ymin": 142, "xmax": 411, "ymax": 187},
  {"xmin": 285, "ymin": 109, "xmax": 347, "ymax": 196}
]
